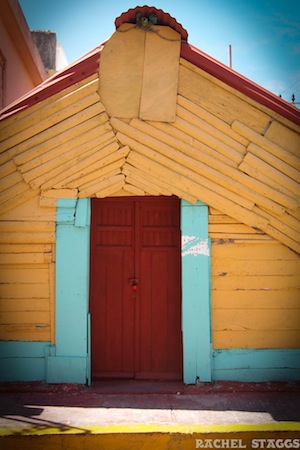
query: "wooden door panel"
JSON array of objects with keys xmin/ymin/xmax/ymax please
[
  {"xmin": 137, "ymin": 197, "xmax": 182, "ymax": 379},
  {"xmin": 90, "ymin": 196, "xmax": 182, "ymax": 380},
  {"xmin": 138, "ymin": 247, "xmax": 182, "ymax": 379},
  {"xmin": 90, "ymin": 247, "xmax": 135, "ymax": 378},
  {"xmin": 90, "ymin": 199, "xmax": 135, "ymax": 378}
]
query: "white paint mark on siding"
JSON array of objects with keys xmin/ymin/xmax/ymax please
[{"xmin": 182, "ymin": 235, "xmax": 210, "ymax": 257}]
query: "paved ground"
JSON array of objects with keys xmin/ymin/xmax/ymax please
[{"xmin": 0, "ymin": 381, "xmax": 299, "ymax": 449}]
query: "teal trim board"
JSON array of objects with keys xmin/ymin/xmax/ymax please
[
  {"xmin": 0, "ymin": 341, "xmax": 51, "ymax": 381},
  {"xmin": 47, "ymin": 199, "xmax": 91, "ymax": 384},
  {"xmin": 213, "ymin": 349, "xmax": 300, "ymax": 381},
  {"xmin": 181, "ymin": 200, "xmax": 212, "ymax": 384}
]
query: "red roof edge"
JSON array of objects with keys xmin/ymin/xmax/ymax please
[
  {"xmin": 1, "ymin": 20, "xmax": 299, "ymax": 128},
  {"xmin": 0, "ymin": 44, "xmax": 103, "ymax": 121},
  {"xmin": 115, "ymin": 5, "xmax": 188, "ymax": 41},
  {"xmin": 181, "ymin": 43, "xmax": 300, "ymax": 127}
]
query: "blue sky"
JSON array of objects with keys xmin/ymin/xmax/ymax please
[{"xmin": 19, "ymin": 0, "xmax": 300, "ymax": 104}]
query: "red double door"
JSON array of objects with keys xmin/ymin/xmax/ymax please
[{"xmin": 90, "ymin": 196, "xmax": 182, "ymax": 380}]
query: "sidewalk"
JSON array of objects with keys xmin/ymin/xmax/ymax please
[{"xmin": 0, "ymin": 381, "xmax": 299, "ymax": 449}]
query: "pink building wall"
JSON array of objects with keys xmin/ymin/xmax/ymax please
[{"xmin": 0, "ymin": 0, "xmax": 47, "ymax": 108}]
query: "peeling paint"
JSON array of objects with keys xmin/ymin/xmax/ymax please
[{"xmin": 182, "ymin": 235, "xmax": 210, "ymax": 257}]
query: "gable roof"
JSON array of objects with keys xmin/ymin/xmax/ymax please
[
  {"xmin": 1, "ymin": 6, "xmax": 299, "ymax": 125},
  {"xmin": 0, "ymin": 6, "xmax": 299, "ymax": 253}
]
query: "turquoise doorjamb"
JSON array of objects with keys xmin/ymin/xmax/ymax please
[
  {"xmin": 47, "ymin": 198, "xmax": 90, "ymax": 384},
  {"xmin": 181, "ymin": 200, "xmax": 212, "ymax": 383},
  {"xmin": 49, "ymin": 198, "xmax": 211, "ymax": 384},
  {"xmin": 2, "ymin": 199, "xmax": 298, "ymax": 383}
]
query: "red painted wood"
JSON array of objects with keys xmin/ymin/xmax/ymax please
[{"xmin": 90, "ymin": 196, "xmax": 182, "ymax": 380}]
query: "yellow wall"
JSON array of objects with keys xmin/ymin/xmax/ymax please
[
  {"xmin": 0, "ymin": 28, "xmax": 299, "ymax": 351},
  {"xmin": 0, "ymin": 195, "xmax": 56, "ymax": 342},
  {"xmin": 210, "ymin": 207, "xmax": 300, "ymax": 349}
]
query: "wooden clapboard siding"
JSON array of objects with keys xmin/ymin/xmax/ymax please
[
  {"xmin": 0, "ymin": 20, "xmax": 299, "ymax": 350},
  {"xmin": 210, "ymin": 208, "xmax": 300, "ymax": 349},
  {"xmin": 0, "ymin": 69, "xmax": 128, "ymax": 205},
  {"xmin": 0, "ymin": 76, "xmax": 99, "ymax": 145},
  {"xmin": 176, "ymin": 95, "xmax": 249, "ymax": 147},
  {"xmin": 179, "ymin": 58, "xmax": 300, "ymax": 133},
  {"xmin": 111, "ymin": 114, "xmax": 300, "ymax": 253},
  {"xmin": 0, "ymin": 298, "xmax": 49, "ymax": 311},
  {"xmin": 175, "ymin": 59, "xmax": 300, "ymax": 253},
  {"xmin": 41, "ymin": 139, "xmax": 120, "ymax": 189},
  {"xmin": 0, "ymin": 196, "xmax": 55, "ymax": 342},
  {"xmin": 265, "ymin": 120, "xmax": 300, "ymax": 156},
  {"xmin": 14, "ymin": 104, "xmax": 107, "ymax": 167},
  {"xmin": 0, "ymin": 49, "xmax": 299, "ymax": 253},
  {"xmin": 178, "ymin": 59, "xmax": 271, "ymax": 133},
  {"xmin": 232, "ymin": 120, "xmax": 300, "ymax": 169},
  {"xmin": 0, "ymin": 185, "xmax": 40, "ymax": 216},
  {"xmin": 213, "ymin": 331, "xmax": 300, "ymax": 349}
]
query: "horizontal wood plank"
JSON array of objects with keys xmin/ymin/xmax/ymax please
[
  {"xmin": 0, "ymin": 221, "xmax": 54, "ymax": 233},
  {"xmin": 0, "ymin": 283, "xmax": 49, "ymax": 298},
  {"xmin": 213, "ymin": 309, "xmax": 300, "ymax": 331},
  {"xmin": 0, "ymin": 325, "xmax": 50, "ymax": 341},
  {"xmin": 0, "ymin": 232, "xmax": 55, "ymax": 244},
  {"xmin": 212, "ymin": 289, "xmax": 300, "ymax": 308},
  {"xmin": 0, "ymin": 268, "xmax": 49, "ymax": 283},
  {"xmin": 212, "ymin": 274, "xmax": 299, "ymax": 290},
  {"xmin": 211, "ymin": 242, "xmax": 298, "ymax": 259},
  {"xmin": 212, "ymin": 258, "xmax": 300, "ymax": 276},
  {"xmin": 213, "ymin": 330, "xmax": 300, "ymax": 349},
  {"xmin": 212, "ymin": 274, "xmax": 300, "ymax": 291},
  {"xmin": 0, "ymin": 243, "xmax": 52, "ymax": 254},
  {"xmin": 0, "ymin": 253, "xmax": 46, "ymax": 264},
  {"xmin": 0, "ymin": 298, "xmax": 49, "ymax": 312},
  {"xmin": 0, "ymin": 311, "xmax": 50, "ymax": 324}
]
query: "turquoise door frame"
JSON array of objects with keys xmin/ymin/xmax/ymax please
[
  {"xmin": 181, "ymin": 200, "xmax": 212, "ymax": 383},
  {"xmin": 50, "ymin": 198, "xmax": 212, "ymax": 384},
  {"xmin": 2, "ymin": 199, "xmax": 298, "ymax": 383},
  {"xmin": 47, "ymin": 199, "xmax": 90, "ymax": 384}
]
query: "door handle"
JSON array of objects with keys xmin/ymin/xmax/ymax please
[{"xmin": 129, "ymin": 278, "xmax": 138, "ymax": 291}]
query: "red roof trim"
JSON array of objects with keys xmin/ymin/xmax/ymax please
[
  {"xmin": 181, "ymin": 43, "xmax": 300, "ymax": 127},
  {"xmin": 0, "ymin": 12, "xmax": 299, "ymax": 127},
  {"xmin": 0, "ymin": 44, "xmax": 103, "ymax": 121},
  {"xmin": 115, "ymin": 5, "xmax": 188, "ymax": 41}
]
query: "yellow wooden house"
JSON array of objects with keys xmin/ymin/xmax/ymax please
[{"xmin": 0, "ymin": 6, "xmax": 299, "ymax": 384}]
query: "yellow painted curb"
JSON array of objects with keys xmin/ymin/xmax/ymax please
[
  {"xmin": 1, "ymin": 422, "xmax": 300, "ymax": 436},
  {"xmin": 1, "ymin": 426, "xmax": 300, "ymax": 450}
]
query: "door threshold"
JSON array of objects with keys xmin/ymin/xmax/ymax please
[{"xmin": 89, "ymin": 379, "xmax": 185, "ymax": 394}]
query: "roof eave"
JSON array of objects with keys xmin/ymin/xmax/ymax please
[
  {"xmin": 0, "ymin": 44, "xmax": 103, "ymax": 121},
  {"xmin": 181, "ymin": 43, "xmax": 300, "ymax": 127}
]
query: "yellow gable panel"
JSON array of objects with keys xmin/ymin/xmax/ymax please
[
  {"xmin": 99, "ymin": 23, "xmax": 180, "ymax": 121},
  {"xmin": 139, "ymin": 26, "xmax": 181, "ymax": 122},
  {"xmin": 99, "ymin": 24, "xmax": 145, "ymax": 118}
]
